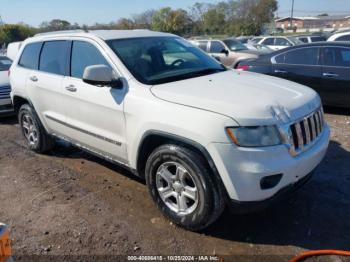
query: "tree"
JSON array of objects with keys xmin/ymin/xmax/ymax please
[
  {"xmin": 151, "ymin": 7, "xmax": 192, "ymax": 35},
  {"xmin": 39, "ymin": 19, "xmax": 72, "ymax": 31},
  {"xmin": 0, "ymin": 24, "xmax": 35, "ymax": 45},
  {"xmin": 202, "ymin": 7, "xmax": 226, "ymax": 34},
  {"xmin": 115, "ymin": 18, "xmax": 135, "ymax": 29}
]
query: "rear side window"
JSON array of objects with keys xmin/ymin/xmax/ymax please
[
  {"xmin": 39, "ymin": 41, "xmax": 69, "ymax": 75},
  {"xmin": 335, "ymin": 35, "xmax": 350, "ymax": 41},
  {"xmin": 18, "ymin": 42, "xmax": 42, "ymax": 70},
  {"xmin": 275, "ymin": 48, "xmax": 319, "ymax": 65},
  {"xmin": 262, "ymin": 38, "xmax": 275, "ymax": 45},
  {"xmin": 323, "ymin": 47, "xmax": 350, "ymax": 67},
  {"xmin": 194, "ymin": 41, "xmax": 208, "ymax": 51},
  {"xmin": 71, "ymin": 41, "xmax": 110, "ymax": 79},
  {"xmin": 311, "ymin": 36, "xmax": 326, "ymax": 42},
  {"xmin": 209, "ymin": 41, "xmax": 225, "ymax": 53}
]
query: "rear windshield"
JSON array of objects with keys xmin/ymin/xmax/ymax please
[{"xmin": 0, "ymin": 57, "xmax": 12, "ymax": 71}]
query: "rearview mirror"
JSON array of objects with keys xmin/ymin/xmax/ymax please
[{"xmin": 83, "ymin": 65, "xmax": 122, "ymax": 89}]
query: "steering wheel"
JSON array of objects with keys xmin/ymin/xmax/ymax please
[{"xmin": 171, "ymin": 59, "xmax": 185, "ymax": 67}]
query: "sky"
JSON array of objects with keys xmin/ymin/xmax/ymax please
[{"xmin": 1, "ymin": 0, "xmax": 350, "ymax": 26}]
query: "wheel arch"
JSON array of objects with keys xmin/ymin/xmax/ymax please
[
  {"xmin": 13, "ymin": 95, "xmax": 31, "ymax": 114},
  {"xmin": 136, "ymin": 131, "xmax": 227, "ymax": 193}
]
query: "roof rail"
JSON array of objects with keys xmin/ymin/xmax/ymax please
[{"xmin": 34, "ymin": 29, "xmax": 88, "ymax": 37}]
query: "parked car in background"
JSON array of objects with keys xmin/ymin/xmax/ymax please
[
  {"xmin": 0, "ymin": 56, "xmax": 13, "ymax": 115},
  {"xmin": 236, "ymin": 36, "xmax": 253, "ymax": 44},
  {"xmin": 6, "ymin": 41, "xmax": 23, "ymax": 61},
  {"xmin": 237, "ymin": 42, "xmax": 350, "ymax": 108},
  {"xmin": 254, "ymin": 36, "xmax": 303, "ymax": 50},
  {"xmin": 245, "ymin": 43, "xmax": 274, "ymax": 53},
  {"xmin": 297, "ymin": 35, "xmax": 327, "ymax": 43},
  {"xmin": 328, "ymin": 31, "xmax": 350, "ymax": 42},
  {"xmin": 10, "ymin": 30, "xmax": 329, "ymax": 230},
  {"xmin": 191, "ymin": 38, "xmax": 260, "ymax": 68}
]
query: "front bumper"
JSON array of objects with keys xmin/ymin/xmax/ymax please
[
  {"xmin": 207, "ymin": 124, "xmax": 330, "ymax": 202},
  {"xmin": 0, "ymin": 99, "xmax": 14, "ymax": 116},
  {"xmin": 228, "ymin": 170, "xmax": 314, "ymax": 214}
]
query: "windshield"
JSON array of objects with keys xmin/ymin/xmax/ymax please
[
  {"xmin": 0, "ymin": 57, "xmax": 12, "ymax": 71},
  {"xmin": 223, "ymin": 39, "xmax": 248, "ymax": 51},
  {"xmin": 107, "ymin": 37, "xmax": 226, "ymax": 85}
]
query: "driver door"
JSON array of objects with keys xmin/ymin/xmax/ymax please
[
  {"xmin": 208, "ymin": 41, "xmax": 233, "ymax": 66},
  {"xmin": 61, "ymin": 40, "xmax": 128, "ymax": 163}
]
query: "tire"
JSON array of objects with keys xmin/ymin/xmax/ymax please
[
  {"xmin": 145, "ymin": 144, "xmax": 225, "ymax": 231},
  {"xmin": 18, "ymin": 104, "xmax": 55, "ymax": 153}
]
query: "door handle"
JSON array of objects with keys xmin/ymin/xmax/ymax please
[
  {"xmin": 274, "ymin": 69, "xmax": 287, "ymax": 74},
  {"xmin": 323, "ymin": 72, "xmax": 338, "ymax": 78},
  {"xmin": 65, "ymin": 85, "xmax": 77, "ymax": 92},
  {"xmin": 29, "ymin": 76, "xmax": 38, "ymax": 82}
]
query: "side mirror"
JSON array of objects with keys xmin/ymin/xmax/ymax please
[
  {"xmin": 83, "ymin": 65, "xmax": 122, "ymax": 89},
  {"xmin": 221, "ymin": 49, "xmax": 229, "ymax": 55}
]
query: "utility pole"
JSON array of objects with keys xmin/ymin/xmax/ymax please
[{"xmin": 290, "ymin": 0, "xmax": 295, "ymax": 30}]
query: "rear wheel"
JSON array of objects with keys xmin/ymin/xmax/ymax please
[
  {"xmin": 18, "ymin": 104, "xmax": 55, "ymax": 153},
  {"xmin": 145, "ymin": 144, "xmax": 225, "ymax": 231}
]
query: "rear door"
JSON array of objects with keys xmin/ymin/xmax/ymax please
[
  {"xmin": 61, "ymin": 40, "xmax": 128, "ymax": 163},
  {"xmin": 26, "ymin": 40, "xmax": 70, "ymax": 134},
  {"xmin": 320, "ymin": 46, "xmax": 350, "ymax": 107},
  {"xmin": 271, "ymin": 47, "xmax": 322, "ymax": 92}
]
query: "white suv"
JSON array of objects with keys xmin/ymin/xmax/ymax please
[{"xmin": 10, "ymin": 30, "xmax": 330, "ymax": 230}]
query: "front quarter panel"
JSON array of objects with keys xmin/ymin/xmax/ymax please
[{"xmin": 124, "ymin": 79, "xmax": 238, "ymax": 169}]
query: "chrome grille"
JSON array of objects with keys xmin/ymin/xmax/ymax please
[
  {"xmin": 0, "ymin": 85, "xmax": 11, "ymax": 100},
  {"xmin": 289, "ymin": 108, "xmax": 325, "ymax": 155}
]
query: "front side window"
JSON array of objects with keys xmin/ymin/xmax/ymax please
[
  {"xmin": 336, "ymin": 35, "xmax": 350, "ymax": 41},
  {"xmin": 0, "ymin": 57, "xmax": 12, "ymax": 71},
  {"xmin": 323, "ymin": 47, "xmax": 350, "ymax": 67},
  {"xmin": 209, "ymin": 41, "xmax": 225, "ymax": 53},
  {"xmin": 107, "ymin": 37, "xmax": 225, "ymax": 85},
  {"xmin": 18, "ymin": 42, "xmax": 42, "ymax": 70},
  {"xmin": 298, "ymin": 37, "xmax": 308, "ymax": 43},
  {"xmin": 275, "ymin": 38, "xmax": 291, "ymax": 46},
  {"xmin": 251, "ymin": 37, "xmax": 262, "ymax": 44},
  {"xmin": 262, "ymin": 38, "xmax": 275, "ymax": 46},
  {"xmin": 71, "ymin": 41, "xmax": 111, "ymax": 79},
  {"xmin": 39, "ymin": 41, "xmax": 69, "ymax": 75},
  {"xmin": 275, "ymin": 48, "xmax": 319, "ymax": 65},
  {"xmin": 223, "ymin": 39, "xmax": 248, "ymax": 51}
]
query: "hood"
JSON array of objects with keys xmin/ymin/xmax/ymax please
[
  {"xmin": 0, "ymin": 71, "xmax": 10, "ymax": 86},
  {"xmin": 151, "ymin": 70, "xmax": 321, "ymax": 126}
]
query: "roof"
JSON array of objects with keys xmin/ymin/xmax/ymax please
[
  {"xmin": 275, "ymin": 15, "xmax": 350, "ymax": 22},
  {"xmin": 34, "ymin": 29, "xmax": 175, "ymax": 40}
]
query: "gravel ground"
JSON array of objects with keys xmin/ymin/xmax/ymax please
[{"xmin": 0, "ymin": 107, "xmax": 349, "ymax": 262}]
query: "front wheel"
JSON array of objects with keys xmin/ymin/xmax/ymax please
[{"xmin": 145, "ymin": 144, "xmax": 225, "ymax": 231}]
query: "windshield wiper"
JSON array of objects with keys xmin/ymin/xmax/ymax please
[{"xmin": 150, "ymin": 68, "xmax": 226, "ymax": 85}]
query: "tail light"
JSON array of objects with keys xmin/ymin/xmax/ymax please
[{"xmin": 237, "ymin": 65, "xmax": 250, "ymax": 71}]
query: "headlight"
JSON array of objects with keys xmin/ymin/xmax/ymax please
[{"xmin": 226, "ymin": 126, "xmax": 281, "ymax": 147}]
